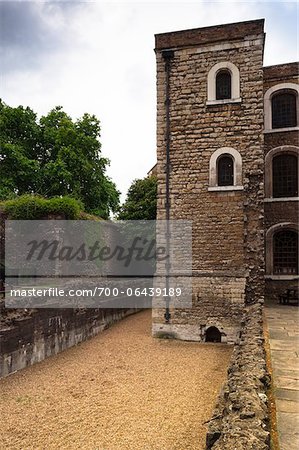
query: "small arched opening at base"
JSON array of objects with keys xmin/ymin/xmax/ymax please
[{"xmin": 205, "ymin": 326, "xmax": 222, "ymax": 343}]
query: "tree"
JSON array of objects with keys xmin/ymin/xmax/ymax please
[
  {"xmin": 0, "ymin": 101, "xmax": 40, "ymax": 198},
  {"xmin": 118, "ymin": 176, "xmax": 157, "ymax": 220},
  {"xmin": 0, "ymin": 101, "xmax": 119, "ymax": 218}
]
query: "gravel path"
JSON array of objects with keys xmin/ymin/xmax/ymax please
[{"xmin": 0, "ymin": 310, "xmax": 232, "ymax": 450}]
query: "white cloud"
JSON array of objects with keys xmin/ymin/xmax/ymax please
[{"xmin": 1, "ymin": 1, "xmax": 298, "ymax": 201}]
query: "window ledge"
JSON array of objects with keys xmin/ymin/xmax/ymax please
[
  {"xmin": 264, "ymin": 126, "xmax": 299, "ymax": 134},
  {"xmin": 265, "ymin": 275, "xmax": 299, "ymax": 280},
  {"xmin": 206, "ymin": 98, "xmax": 242, "ymax": 106},
  {"xmin": 208, "ymin": 185, "xmax": 244, "ymax": 192},
  {"xmin": 264, "ymin": 197, "xmax": 299, "ymax": 203}
]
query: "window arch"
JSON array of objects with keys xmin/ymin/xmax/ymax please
[
  {"xmin": 207, "ymin": 62, "xmax": 241, "ymax": 104},
  {"xmin": 209, "ymin": 147, "xmax": 243, "ymax": 191},
  {"xmin": 273, "ymin": 230, "xmax": 298, "ymax": 275},
  {"xmin": 216, "ymin": 70, "xmax": 231, "ymax": 100},
  {"xmin": 264, "ymin": 83, "xmax": 299, "ymax": 131},
  {"xmin": 265, "ymin": 146, "xmax": 299, "ymax": 199},
  {"xmin": 265, "ymin": 223, "xmax": 299, "ymax": 277}
]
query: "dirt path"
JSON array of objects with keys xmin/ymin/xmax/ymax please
[{"xmin": 0, "ymin": 310, "xmax": 232, "ymax": 450}]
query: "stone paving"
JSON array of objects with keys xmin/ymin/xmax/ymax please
[{"xmin": 265, "ymin": 303, "xmax": 299, "ymax": 450}]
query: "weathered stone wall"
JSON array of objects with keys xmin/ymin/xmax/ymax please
[
  {"xmin": 0, "ymin": 307, "xmax": 139, "ymax": 378},
  {"xmin": 153, "ymin": 20, "xmax": 265, "ymax": 341},
  {"xmin": 206, "ymin": 302, "xmax": 270, "ymax": 450},
  {"xmin": 152, "ymin": 276, "xmax": 246, "ymax": 343}
]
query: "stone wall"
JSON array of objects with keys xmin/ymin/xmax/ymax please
[
  {"xmin": 153, "ymin": 20, "xmax": 265, "ymax": 342},
  {"xmin": 0, "ymin": 306, "xmax": 139, "ymax": 378},
  {"xmin": 152, "ymin": 275, "xmax": 246, "ymax": 343},
  {"xmin": 206, "ymin": 302, "xmax": 270, "ymax": 450}
]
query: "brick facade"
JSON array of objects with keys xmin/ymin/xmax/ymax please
[
  {"xmin": 152, "ymin": 19, "xmax": 298, "ymax": 342},
  {"xmin": 263, "ymin": 62, "xmax": 299, "ymax": 301}
]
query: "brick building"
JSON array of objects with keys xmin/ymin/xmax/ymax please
[{"xmin": 152, "ymin": 19, "xmax": 298, "ymax": 343}]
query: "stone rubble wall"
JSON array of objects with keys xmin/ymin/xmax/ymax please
[{"xmin": 206, "ymin": 302, "xmax": 270, "ymax": 450}]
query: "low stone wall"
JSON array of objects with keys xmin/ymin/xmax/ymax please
[
  {"xmin": 206, "ymin": 302, "xmax": 271, "ymax": 450},
  {"xmin": 0, "ymin": 307, "xmax": 139, "ymax": 378}
]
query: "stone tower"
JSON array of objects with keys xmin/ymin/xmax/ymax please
[{"xmin": 152, "ymin": 20, "xmax": 266, "ymax": 343}]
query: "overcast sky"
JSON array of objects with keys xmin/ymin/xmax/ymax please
[{"xmin": 0, "ymin": 1, "xmax": 298, "ymax": 201}]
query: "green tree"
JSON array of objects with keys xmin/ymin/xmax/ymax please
[
  {"xmin": 0, "ymin": 101, "xmax": 119, "ymax": 218},
  {"xmin": 0, "ymin": 101, "xmax": 40, "ymax": 197},
  {"xmin": 118, "ymin": 176, "xmax": 157, "ymax": 220}
]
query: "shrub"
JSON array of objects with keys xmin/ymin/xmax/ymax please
[{"xmin": 1, "ymin": 195, "xmax": 82, "ymax": 220}]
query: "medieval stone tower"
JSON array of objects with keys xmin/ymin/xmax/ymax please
[{"xmin": 152, "ymin": 19, "xmax": 299, "ymax": 343}]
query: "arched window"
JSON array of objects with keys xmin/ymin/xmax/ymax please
[
  {"xmin": 273, "ymin": 230, "xmax": 298, "ymax": 275},
  {"xmin": 207, "ymin": 62, "xmax": 240, "ymax": 104},
  {"xmin": 216, "ymin": 70, "xmax": 231, "ymax": 100},
  {"xmin": 217, "ymin": 155, "xmax": 234, "ymax": 186},
  {"xmin": 209, "ymin": 147, "xmax": 242, "ymax": 191},
  {"xmin": 264, "ymin": 83, "xmax": 299, "ymax": 132},
  {"xmin": 272, "ymin": 92, "xmax": 297, "ymax": 129},
  {"xmin": 272, "ymin": 154, "xmax": 298, "ymax": 198},
  {"xmin": 265, "ymin": 146, "xmax": 299, "ymax": 199}
]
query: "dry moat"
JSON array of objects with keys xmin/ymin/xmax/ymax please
[{"xmin": 0, "ymin": 310, "xmax": 232, "ymax": 450}]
